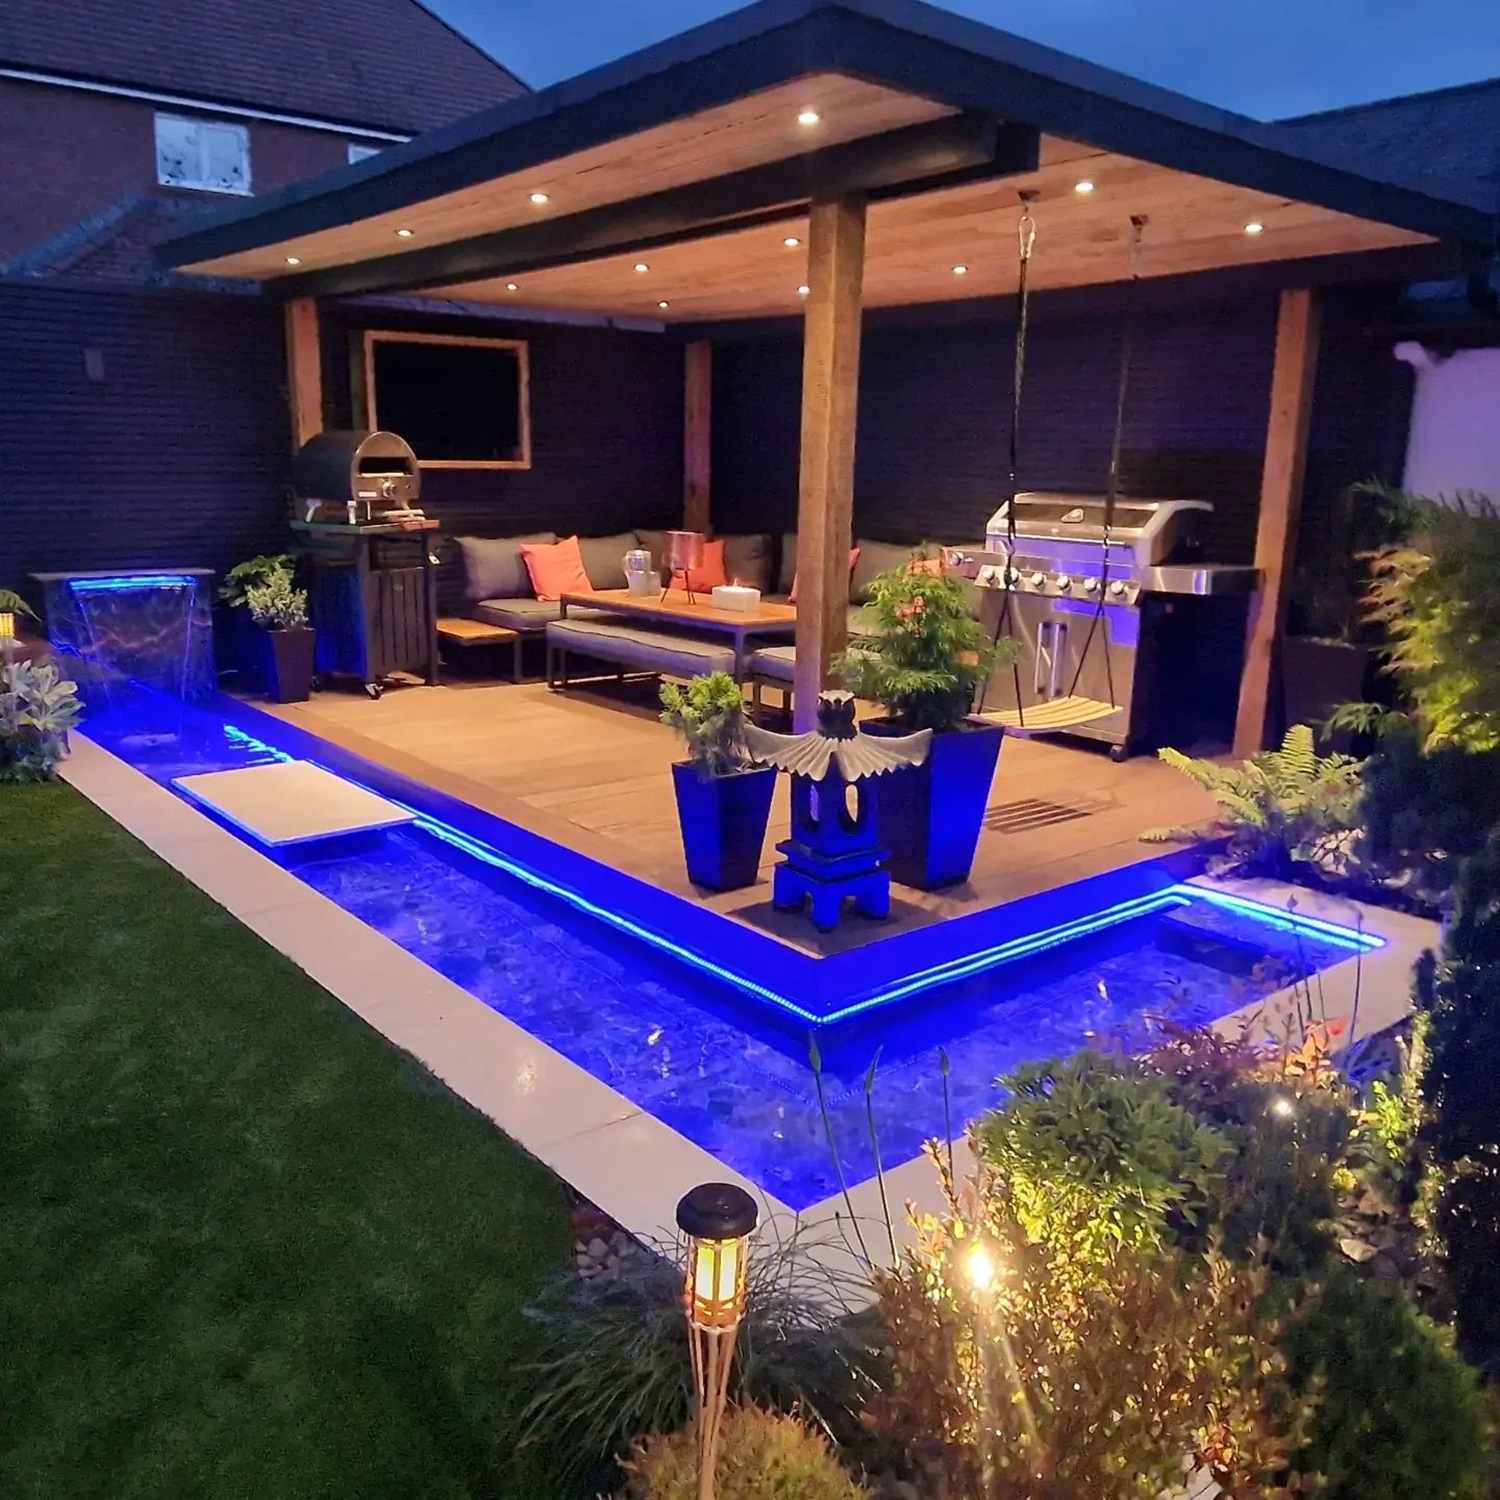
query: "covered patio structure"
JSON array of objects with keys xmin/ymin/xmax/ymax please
[{"xmin": 155, "ymin": 0, "xmax": 1491, "ymax": 934}]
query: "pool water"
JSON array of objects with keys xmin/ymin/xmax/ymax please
[{"xmin": 83, "ymin": 691, "xmax": 1373, "ymax": 1210}]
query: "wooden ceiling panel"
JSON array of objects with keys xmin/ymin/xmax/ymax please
[
  {"xmin": 436, "ymin": 137, "xmax": 1430, "ymax": 322},
  {"xmin": 185, "ymin": 76, "xmax": 955, "ymax": 279}
]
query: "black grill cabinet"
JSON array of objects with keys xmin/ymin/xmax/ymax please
[{"xmin": 291, "ymin": 521, "xmax": 440, "ymax": 698}]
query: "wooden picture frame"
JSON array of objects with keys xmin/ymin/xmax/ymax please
[{"xmin": 360, "ymin": 329, "xmax": 532, "ymax": 471}]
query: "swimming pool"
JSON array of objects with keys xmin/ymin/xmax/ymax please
[{"xmin": 82, "ymin": 688, "xmax": 1380, "ymax": 1210}]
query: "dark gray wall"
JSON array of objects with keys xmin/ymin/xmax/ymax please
[
  {"xmin": 709, "ymin": 278, "xmax": 1412, "ymax": 585},
  {"xmin": 0, "ymin": 284, "xmax": 686, "ymax": 613}
]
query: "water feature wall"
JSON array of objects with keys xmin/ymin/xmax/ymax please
[{"xmin": 37, "ymin": 571, "xmax": 215, "ymax": 711}]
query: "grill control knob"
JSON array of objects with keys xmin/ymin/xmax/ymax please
[
  {"xmin": 1083, "ymin": 577, "xmax": 1100, "ymax": 594},
  {"xmin": 1028, "ymin": 571, "xmax": 1046, "ymax": 588},
  {"xmin": 1108, "ymin": 579, "xmax": 1128, "ymax": 598},
  {"xmin": 1053, "ymin": 574, "xmax": 1072, "ymax": 591}
]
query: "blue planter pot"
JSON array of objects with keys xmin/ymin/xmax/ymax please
[
  {"xmin": 862, "ymin": 718, "xmax": 1004, "ymax": 889},
  {"xmin": 260, "ymin": 626, "xmax": 316, "ymax": 704},
  {"xmin": 670, "ymin": 761, "xmax": 777, "ymax": 891}
]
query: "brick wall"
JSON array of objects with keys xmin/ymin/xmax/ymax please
[{"xmin": 0, "ymin": 77, "xmax": 356, "ymax": 263}]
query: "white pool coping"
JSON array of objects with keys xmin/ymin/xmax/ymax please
[{"xmin": 62, "ymin": 731, "xmax": 1438, "ymax": 1289}]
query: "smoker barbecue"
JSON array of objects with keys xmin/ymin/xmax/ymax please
[{"xmin": 952, "ymin": 492, "xmax": 1258, "ymax": 757}]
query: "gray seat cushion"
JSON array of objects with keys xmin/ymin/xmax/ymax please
[
  {"xmin": 748, "ymin": 644, "xmax": 796, "ymax": 683},
  {"xmin": 547, "ymin": 619, "xmax": 737, "ymax": 678},
  {"xmin": 474, "ymin": 597, "xmax": 610, "ymax": 632},
  {"xmin": 578, "ymin": 532, "xmax": 640, "ymax": 591},
  {"xmin": 456, "ymin": 532, "xmax": 555, "ymax": 601},
  {"xmin": 777, "ymin": 531, "xmax": 798, "ymax": 595}
]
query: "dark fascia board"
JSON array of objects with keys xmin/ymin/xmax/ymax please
[
  {"xmin": 275, "ymin": 114, "xmax": 1038, "ymax": 300},
  {"xmin": 156, "ymin": 0, "xmax": 1496, "ymax": 276}
]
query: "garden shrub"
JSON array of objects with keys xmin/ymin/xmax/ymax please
[
  {"xmin": 0, "ymin": 660, "xmax": 83, "ymax": 783},
  {"xmin": 868, "ymin": 1147, "xmax": 1310, "ymax": 1499},
  {"xmin": 1417, "ymin": 831, "xmax": 1500, "ymax": 1364},
  {"xmin": 515, "ymin": 1231, "xmax": 877, "ymax": 1483},
  {"xmin": 1284, "ymin": 1269, "xmax": 1488, "ymax": 1500},
  {"xmin": 973, "ymin": 1054, "xmax": 1229, "ymax": 1263},
  {"xmin": 621, "ymin": 1405, "xmax": 868, "ymax": 1500}
]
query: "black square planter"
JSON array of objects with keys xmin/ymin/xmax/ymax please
[
  {"xmin": 670, "ymin": 761, "xmax": 777, "ymax": 891},
  {"xmin": 260, "ymin": 626, "xmax": 316, "ymax": 704},
  {"xmin": 862, "ymin": 718, "xmax": 1004, "ymax": 889}
]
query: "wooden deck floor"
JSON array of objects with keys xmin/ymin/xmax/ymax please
[{"xmin": 265, "ymin": 674, "xmax": 1217, "ymax": 952}]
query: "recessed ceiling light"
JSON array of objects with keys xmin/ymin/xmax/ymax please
[
  {"xmin": 395, "ymin": 227, "xmax": 413, "ymax": 238},
  {"xmin": 1074, "ymin": 179, "xmax": 1095, "ymax": 194},
  {"xmin": 783, "ymin": 236, "xmax": 801, "ymax": 248},
  {"xmin": 634, "ymin": 262, "xmax": 650, "ymax": 273},
  {"xmin": 797, "ymin": 109, "xmax": 820, "ymax": 126},
  {"xmin": 529, "ymin": 191, "xmax": 550, "ymax": 205},
  {"xmin": 505, "ymin": 282, "xmax": 519, "ymax": 292},
  {"xmin": 285, "ymin": 255, "xmax": 301, "ymax": 266},
  {"xmin": 797, "ymin": 284, "xmax": 810, "ymax": 296},
  {"xmin": 952, "ymin": 264, "xmax": 969, "ymax": 275},
  {"xmin": 658, "ymin": 300, "xmax": 670, "ymax": 309},
  {"xmin": 1244, "ymin": 220, "xmax": 1265, "ymax": 236}
]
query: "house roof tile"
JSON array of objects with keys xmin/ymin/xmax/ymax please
[
  {"xmin": 0, "ymin": 0, "xmax": 526, "ymax": 136},
  {"xmin": 1282, "ymin": 78, "xmax": 1500, "ymax": 206}
]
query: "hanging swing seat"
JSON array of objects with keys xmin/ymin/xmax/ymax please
[{"xmin": 976, "ymin": 695, "xmax": 1122, "ymax": 734}]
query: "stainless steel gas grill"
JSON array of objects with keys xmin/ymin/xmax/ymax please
[{"xmin": 953, "ymin": 493, "xmax": 1258, "ymax": 758}]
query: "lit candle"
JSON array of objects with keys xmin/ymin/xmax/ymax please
[{"xmin": 711, "ymin": 584, "xmax": 760, "ymax": 613}]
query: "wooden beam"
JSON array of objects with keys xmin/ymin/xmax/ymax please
[
  {"xmin": 793, "ymin": 194, "xmax": 867, "ymax": 731},
  {"xmin": 1233, "ymin": 286, "xmax": 1323, "ymax": 757},
  {"xmin": 284, "ymin": 298, "xmax": 323, "ymax": 451},
  {"xmin": 683, "ymin": 341, "xmax": 712, "ymax": 532}
]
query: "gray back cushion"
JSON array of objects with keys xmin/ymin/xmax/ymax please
[
  {"xmin": 456, "ymin": 532, "xmax": 556, "ymax": 601},
  {"xmin": 720, "ymin": 533, "xmax": 772, "ymax": 592},
  {"xmin": 851, "ymin": 539, "xmax": 921, "ymax": 602},
  {"xmin": 778, "ymin": 532, "xmax": 798, "ymax": 595},
  {"xmin": 578, "ymin": 532, "xmax": 640, "ymax": 591}
]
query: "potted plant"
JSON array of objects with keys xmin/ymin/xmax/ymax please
[
  {"xmin": 245, "ymin": 573, "xmax": 315, "ymax": 703},
  {"xmin": 660, "ymin": 672, "xmax": 776, "ymax": 891},
  {"xmin": 838, "ymin": 565, "xmax": 1015, "ymax": 888},
  {"xmin": 220, "ymin": 554, "xmax": 294, "ymax": 691}
]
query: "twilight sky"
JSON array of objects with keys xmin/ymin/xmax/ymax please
[{"xmin": 428, "ymin": 0, "xmax": 1500, "ymax": 120}]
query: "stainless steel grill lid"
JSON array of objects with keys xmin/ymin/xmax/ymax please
[{"xmin": 985, "ymin": 493, "xmax": 1210, "ymax": 568}]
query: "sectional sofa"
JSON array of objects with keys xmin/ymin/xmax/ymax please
[{"xmin": 453, "ymin": 528, "xmax": 980, "ymax": 698}]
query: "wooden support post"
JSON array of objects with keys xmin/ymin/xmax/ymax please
[
  {"xmin": 684, "ymin": 341, "xmax": 712, "ymax": 533},
  {"xmin": 1233, "ymin": 287, "xmax": 1323, "ymax": 758},
  {"xmin": 284, "ymin": 297, "xmax": 324, "ymax": 451},
  {"xmin": 792, "ymin": 194, "xmax": 867, "ymax": 731}
]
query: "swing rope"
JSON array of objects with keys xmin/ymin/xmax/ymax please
[
  {"xmin": 1065, "ymin": 213, "xmax": 1146, "ymax": 705},
  {"xmin": 977, "ymin": 194, "xmax": 1036, "ymax": 721}
]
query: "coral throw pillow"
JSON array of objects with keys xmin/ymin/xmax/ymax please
[
  {"xmin": 670, "ymin": 538, "xmax": 728, "ymax": 591},
  {"xmin": 789, "ymin": 547, "xmax": 861, "ymax": 604},
  {"xmin": 520, "ymin": 535, "xmax": 593, "ymax": 601}
]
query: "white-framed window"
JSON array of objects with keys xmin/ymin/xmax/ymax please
[
  {"xmin": 348, "ymin": 142, "xmax": 382, "ymax": 165},
  {"xmin": 154, "ymin": 113, "xmax": 251, "ymax": 195}
]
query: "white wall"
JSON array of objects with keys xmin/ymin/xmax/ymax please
[{"xmin": 1403, "ymin": 347, "xmax": 1500, "ymax": 501}]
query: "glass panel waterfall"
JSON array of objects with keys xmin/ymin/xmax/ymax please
[{"xmin": 41, "ymin": 574, "xmax": 214, "ymax": 725}]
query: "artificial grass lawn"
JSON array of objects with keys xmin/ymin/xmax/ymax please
[{"xmin": 0, "ymin": 783, "xmax": 575, "ymax": 1498}]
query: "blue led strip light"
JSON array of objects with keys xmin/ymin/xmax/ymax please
[
  {"xmin": 1174, "ymin": 883, "xmax": 1382, "ymax": 952},
  {"xmin": 67, "ymin": 574, "xmax": 197, "ymax": 594},
  {"xmin": 187, "ymin": 720, "xmax": 1386, "ymax": 1027}
]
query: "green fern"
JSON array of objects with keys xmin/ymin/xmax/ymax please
[{"xmin": 1147, "ymin": 725, "xmax": 1364, "ymax": 878}]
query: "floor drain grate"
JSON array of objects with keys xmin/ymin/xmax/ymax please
[{"xmin": 984, "ymin": 796, "xmax": 1102, "ymax": 834}]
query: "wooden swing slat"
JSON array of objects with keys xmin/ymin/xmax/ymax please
[{"xmin": 977, "ymin": 696, "xmax": 1121, "ymax": 735}]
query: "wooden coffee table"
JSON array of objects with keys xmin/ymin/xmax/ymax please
[{"xmin": 559, "ymin": 588, "xmax": 795, "ymax": 677}]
